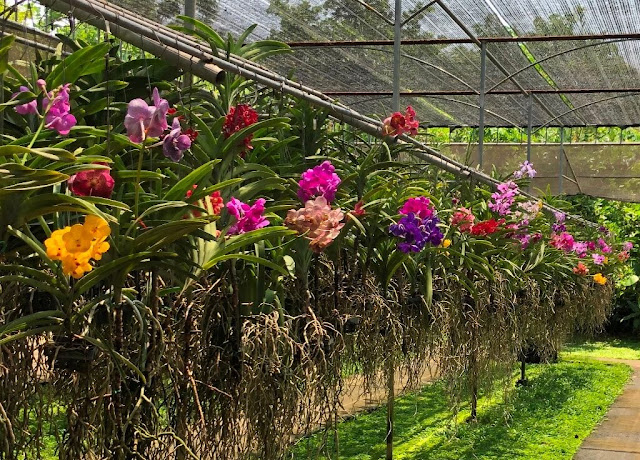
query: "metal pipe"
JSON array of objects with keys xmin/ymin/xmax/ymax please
[
  {"xmin": 526, "ymin": 94, "xmax": 533, "ymax": 164},
  {"xmin": 526, "ymin": 94, "xmax": 533, "ymax": 193},
  {"xmin": 41, "ymin": 0, "xmax": 392, "ymax": 137},
  {"xmin": 533, "ymin": 92, "xmax": 640, "ymax": 131},
  {"xmin": 3, "ymin": 18, "xmax": 59, "ymax": 41},
  {"xmin": 183, "ymin": 0, "xmax": 196, "ymax": 20},
  {"xmin": 354, "ymin": 0, "xmax": 394, "ymax": 26},
  {"xmin": 478, "ymin": 42, "xmax": 486, "ymax": 168},
  {"xmin": 182, "ymin": 0, "xmax": 197, "ymax": 87},
  {"xmin": 558, "ymin": 128, "xmax": 565, "ymax": 194},
  {"xmin": 486, "ymin": 38, "xmax": 633, "ymax": 93},
  {"xmin": 286, "ymin": 33, "xmax": 640, "ymax": 48},
  {"xmin": 392, "ymin": 0, "xmax": 401, "ymax": 112},
  {"xmin": 323, "ymin": 88, "xmax": 640, "ymax": 96},
  {"xmin": 39, "ymin": 0, "xmax": 225, "ymax": 81},
  {"xmin": 401, "ymin": 0, "xmax": 437, "ymax": 26},
  {"xmin": 10, "ymin": 34, "xmax": 61, "ymax": 54},
  {"xmin": 426, "ymin": 95, "xmax": 520, "ymax": 127},
  {"xmin": 388, "ymin": 4, "xmax": 401, "ymax": 457}
]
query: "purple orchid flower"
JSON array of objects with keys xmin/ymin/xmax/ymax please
[{"xmin": 162, "ymin": 118, "xmax": 191, "ymax": 162}]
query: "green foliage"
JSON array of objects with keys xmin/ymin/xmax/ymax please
[{"xmin": 569, "ymin": 195, "xmax": 640, "ymax": 332}]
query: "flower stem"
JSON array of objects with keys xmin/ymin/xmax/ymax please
[
  {"xmin": 134, "ymin": 146, "xmax": 144, "ymax": 219},
  {"xmin": 26, "ymin": 117, "xmax": 46, "ymax": 150}
]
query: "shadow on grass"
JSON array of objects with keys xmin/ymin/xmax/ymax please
[{"xmin": 291, "ymin": 361, "xmax": 628, "ymax": 460}]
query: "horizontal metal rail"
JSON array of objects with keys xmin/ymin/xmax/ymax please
[
  {"xmin": 323, "ymin": 88, "xmax": 640, "ymax": 96},
  {"xmin": 287, "ymin": 33, "xmax": 640, "ymax": 48}
]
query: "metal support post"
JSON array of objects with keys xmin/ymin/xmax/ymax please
[
  {"xmin": 183, "ymin": 0, "xmax": 197, "ymax": 88},
  {"xmin": 388, "ymin": 3, "xmax": 401, "ymax": 456},
  {"xmin": 526, "ymin": 95, "xmax": 533, "ymax": 192},
  {"xmin": 526, "ymin": 94, "xmax": 533, "ymax": 164},
  {"xmin": 478, "ymin": 42, "xmax": 487, "ymax": 168},
  {"xmin": 559, "ymin": 128, "xmax": 565, "ymax": 194},
  {"xmin": 184, "ymin": 0, "xmax": 197, "ymax": 24},
  {"xmin": 392, "ymin": 0, "xmax": 402, "ymax": 112}
]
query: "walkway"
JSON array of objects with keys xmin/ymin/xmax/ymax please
[{"xmin": 575, "ymin": 359, "xmax": 640, "ymax": 459}]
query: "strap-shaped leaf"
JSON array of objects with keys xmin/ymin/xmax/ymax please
[
  {"xmin": 163, "ymin": 160, "xmax": 220, "ymax": 201},
  {"xmin": 80, "ymin": 335, "xmax": 147, "ymax": 385},
  {"xmin": 236, "ymin": 177, "xmax": 286, "ymax": 201},
  {"xmin": 1, "ymin": 168, "xmax": 69, "ymax": 192},
  {"xmin": 220, "ymin": 118, "xmax": 290, "ymax": 156},
  {"xmin": 0, "ymin": 326, "xmax": 62, "ymax": 347},
  {"xmin": 22, "ymin": 193, "xmax": 115, "ymax": 223},
  {"xmin": 133, "ymin": 220, "xmax": 206, "ymax": 252},
  {"xmin": 0, "ymin": 35, "xmax": 15, "ymax": 74},
  {"xmin": 0, "ymin": 145, "xmax": 76, "ymax": 161},
  {"xmin": 176, "ymin": 15, "xmax": 225, "ymax": 49},
  {"xmin": 113, "ymin": 170, "xmax": 166, "ymax": 181},
  {"xmin": 6, "ymin": 226, "xmax": 58, "ymax": 272},
  {"xmin": 203, "ymin": 227, "xmax": 296, "ymax": 267},
  {"xmin": 74, "ymin": 252, "xmax": 178, "ymax": 294},
  {"xmin": 205, "ymin": 253, "xmax": 291, "ymax": 277},
  {"xmin": 0, "ymin": 310, "xmax": 64, "ymax": 337},
  {"xmin": 46, "ymin": 42, "xmax": 111, "ymax": 88}
]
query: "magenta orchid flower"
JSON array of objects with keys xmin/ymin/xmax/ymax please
[
  {"xmin": 12, "ymin": 86, "xmax": 38, "ymax": 115},
  {"xmin": 399, "ymin": 196, "xmax": 434, "ymax": 219},
  {"xmin": 297, "ymin": 161, "xmax": 341, "ymax": 203},
  {"xmin": 45, "ymin": 106, "xmax": 77, "ymax": 135},
  {"xmin": 162, "ymin": 118, "xmax": 191, "ymax": 162},
  {"xmin": 148, "ymin": 88, "xmax": 169, "ymax": 137},
  {"xmin": 124, "ymin": 87, "xmax": 169, "ymax": 143},
  {"xmin": 226, "ymin": 197, "xmax": 270, "ymax": 235},
  {"xmin": 42, "ymin": 83, "xmax": 76, "ymax": 135},
  {"xmin": 513, "ymin": 161, "xmax": 537, "ymax": 179},
  {"xmin": 488, "ymin": 181, "xmax": 519, "ymax": 216}
]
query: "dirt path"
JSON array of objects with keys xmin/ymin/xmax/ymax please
[{"xmin": 574, "ymin": 358, "xmax": 640, "ymax": 460}]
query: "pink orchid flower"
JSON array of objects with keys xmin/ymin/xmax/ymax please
[
  {"xmin": 12, "ymin": 86, "xmax": 38, "ymax": 115},
  {"xmin": 124, "ymin": 87, "xmax": 169, "ymax": 143}
]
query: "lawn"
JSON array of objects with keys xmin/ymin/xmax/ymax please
[
  {"xmin": 290, "ymin": 340, "xmax": 636, "ymax": 460},
  {"xmin": 561, "ymin": 336, "xmax": 640, "ymax": 361}
]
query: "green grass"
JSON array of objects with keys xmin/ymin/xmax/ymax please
[
  {"xmin": 291, "ymin": 351, "xmax": 633, "ymax": 459},
  {"xmin": 561, "ymin": 336, "xmax": 640, "ymax": 361}
]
